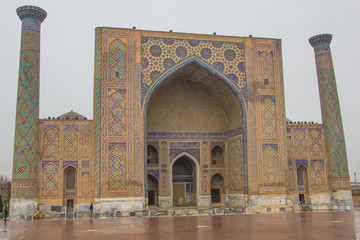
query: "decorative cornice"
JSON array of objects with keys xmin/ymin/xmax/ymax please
[
  {"xmin": 17, "ymin": 5, "xmax": 47, "ymax": 23},
  {"xmin": 309, "ymin": 34, "xmax": 332, "ymax": 48}
]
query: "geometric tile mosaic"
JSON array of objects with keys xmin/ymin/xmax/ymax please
[
  {"xmin": 258, "ymin": 50, "xmax": 275, "ymax": 89},
  {"xmin": 263, "ymin": 144, "xmax": 279, "ymax": 185},
  {"xmin": 109, "ymin": 39, "xmax": 126, "ymax": 82},
  {"xmin": 294, "ymin": 129, "xmax": 306, "ymax": 156},
  {"xmin": 41, "ymin": 162, "xmax": 59, "ymax": 196},
  {"xmin": 108, "ymin": 143, "xmax": 127, "ymax": 191},
  {"xmin": 64, "ymin": 128, "xmax": 78, "ymax": 157},
  {"xmin": 228, "ymin": 138, "xmax": 243, "ymax": 192},
  {"xmin": 43, "ymin": 127, "xmax": 59, "ymax": 157},
  {"xmin": 311, "ymin": 160, "xmax": 325, "ymax": 192},
  {"xmin": 141, "ymin": 37, "xmax": 247, "ymax": 103},
  {"xmin": 261, "ymin": 96, "xmax": 276, "ymax": 138},
  {"xmin": 109, "ymin": 90, "xmax": 126, "ymax": 136},
  {"xmin": 319, "ymin": 70, "xmax": 348, "ymax": 178},
  {"xmin": 309, "ymin": 129, "xmax": 322, "ymax": 156}
]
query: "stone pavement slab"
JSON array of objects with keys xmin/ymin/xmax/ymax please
[{"xmin": 1, "ymin": 211, "xmax": 360, "ymax": 239}]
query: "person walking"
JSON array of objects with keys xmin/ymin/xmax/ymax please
[{"xmin": 4, "ymin": 208, "xmax": 8, "ymax": 222}]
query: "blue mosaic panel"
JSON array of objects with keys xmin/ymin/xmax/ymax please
[
  {"xmin": 146, "ymin": 169, "xmax": 159, "ymax": 180},
  {"xmin": 296, "ymin": 159, "xmax": 308, "ymax": 168},
  {"xmin": 63, "ymin": 161, "xmax": 78, "ymax": 169},
  {"xmin": 170, "ymin": 148, "xmax": 200, "ymax": 163}
]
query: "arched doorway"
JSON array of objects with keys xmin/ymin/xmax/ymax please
[
  {"xmin": 172, "ymin": 156, "xmax": 197, "ymax": 206},
  {"xmin": 64, "ymin": 167, "xmax": 77, "ymax": 212},
  {"xmin": 297, "ymin": 165, "xmax": 308, "ymax": 204},
  {"xmin": 211, "ymin": 174, "xmax": 224, "ymax": 204},
  {"xmin": 147, "ymin": 174, "xmax": 158, "ymax": 206}
]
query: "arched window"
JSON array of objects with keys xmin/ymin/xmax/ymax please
[
  {"xmin": 211, "ymin": 145, "xmax": 224, "ymax": 166},
  {"xmin": 297, "ymin": 167, "xmax": 304, "ymax": 185},
  {"xmin": 65, "ymin": 167, "xmax": 76, "ymax": 190},
  {"xmin": 147, "ymin": 145, "xmax": 158, "ymax": 164}
]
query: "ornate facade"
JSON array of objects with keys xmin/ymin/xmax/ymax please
[{"xmin": 10, "ymin": 6, "xmax": 353, "ymax": 220}]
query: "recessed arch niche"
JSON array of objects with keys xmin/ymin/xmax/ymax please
[
  {"xmin": 146, "ymin": 62, "xmax": 243, "ymax": 135},
  {"xmin": 144, "ymin": 61, "xmax": 246, "ymax": 207}
]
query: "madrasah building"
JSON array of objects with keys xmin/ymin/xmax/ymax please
[{"xmin": 10, "ymin": 5, "xmax": 353, "ymax": 220}]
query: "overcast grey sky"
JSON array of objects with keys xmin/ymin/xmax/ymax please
[{"xmin": 1, "ymin": 0, "xmax": 359, "ymax": 181}]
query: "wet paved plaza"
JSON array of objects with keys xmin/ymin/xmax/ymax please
[{"xmin": 1, "ymin": 210, "xmax": 360, "ymax": 240}]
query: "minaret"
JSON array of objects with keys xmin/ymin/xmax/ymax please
[
  {"xmin": 10, "ymin": 6, "xmax": 47, "ymax": 220},
  {"xmin": 309, "ymin": 34, "xmax": 353, "ymax": 210}
]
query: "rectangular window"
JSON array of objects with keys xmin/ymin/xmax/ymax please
[
  {"xmin": 186, "ymin": 183, "xmax": 192, "ymax": 193},
  {"xmin": 82, "ymin": 161, "xmax": 90, "ymax": 168}
]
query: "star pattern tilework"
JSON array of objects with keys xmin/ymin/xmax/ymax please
[{"xmin": 141, "ymin": 37, "xmax": 247, "ymax": 102}]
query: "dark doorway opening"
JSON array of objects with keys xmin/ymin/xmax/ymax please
[
  {"xmin": 211, "ymin": 189, "xmax": 221, "ymax": 203},
  {"xmin": 172, "ymin": 156, "xmax": 196, "ymax": 206},
  {"xmin": 299, "ymin": 194, "xmax": 305, "ymax": 204},
  {"xmin": 297, "ymin": 165, "xmax": 308, "ymax": 205},
  {"xmin": 210, "ymin": 174, "xmax": 224, "ymax": 204},
  {"xmin": 148, "ymin": 190, "xmax": 155, "ymax": 205},
  {"xmin": 147, "ymin": 174, "xmax": 158, "ymax": 206},
  {"xmin": 67, "ymin": 199, "xmax": 74, "ymax": 211}
]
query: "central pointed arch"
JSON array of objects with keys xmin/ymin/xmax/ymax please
[
  {"xmin": 143, "ymin": 57, "xmax": 248, "ymax": 195},
  {"xmin": 144, "ymin": 56, "xmax": 247, "ymax": 111}
]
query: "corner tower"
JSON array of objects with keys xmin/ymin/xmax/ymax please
[
  {"xmin": 309, "ymin": 34, "xmax": 353, "ymax": 210},
  {"xmin": 10, "ymin": 6, "xmax": 47, "ymax": 220}
]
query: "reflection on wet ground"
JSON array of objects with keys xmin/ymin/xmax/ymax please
[{"xmin": 1, "ymin": 210, "xmax": 360, "ymax": 239}]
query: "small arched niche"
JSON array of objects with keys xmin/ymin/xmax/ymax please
[
  {"xmin": 211, "ymin": 145, "xmax": 224, "ymax": 167},
  {"xmin": 147, "ymin": 145, "xmax": 158, "ymax": 164}
]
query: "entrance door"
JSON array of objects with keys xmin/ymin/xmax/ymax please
[
  {"xmin": 210, "ymin": 174, "xmax": 224, "ymax": 204},
  {"xmin": 297, "ymin": 166, "xmax": 308, "ymax": 204},
  {"xmin": 299, "ymin": 194, "xmax": 305, "ymax": 204},
  {"xmin": 211, "ymin": 189, "xmax": 221, "ymax": 203},
  {"xmin": 67, "ymin": 199, "xmax": 74, "ymax": 212},
  {"xmin": 147, "ymin": 174, "xmax": 158, "ymax": 206},
  {"xmin": 172, "ymin": 156, "xmax": 196, "ymax": 206},
  {"xmin": 64, "ymin": 167, "xmax": 77, "ymax": 211},
  {"xmin": 173, "ymin": 183, "xmax": 185, "ymax": 206},
  {"xmin": 148, "ymin": 190, "xmax": 155, "ymax": 205},
  {"xmin": 66, "ymin": 199, "xmax": 74, "ymax": 219}
]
